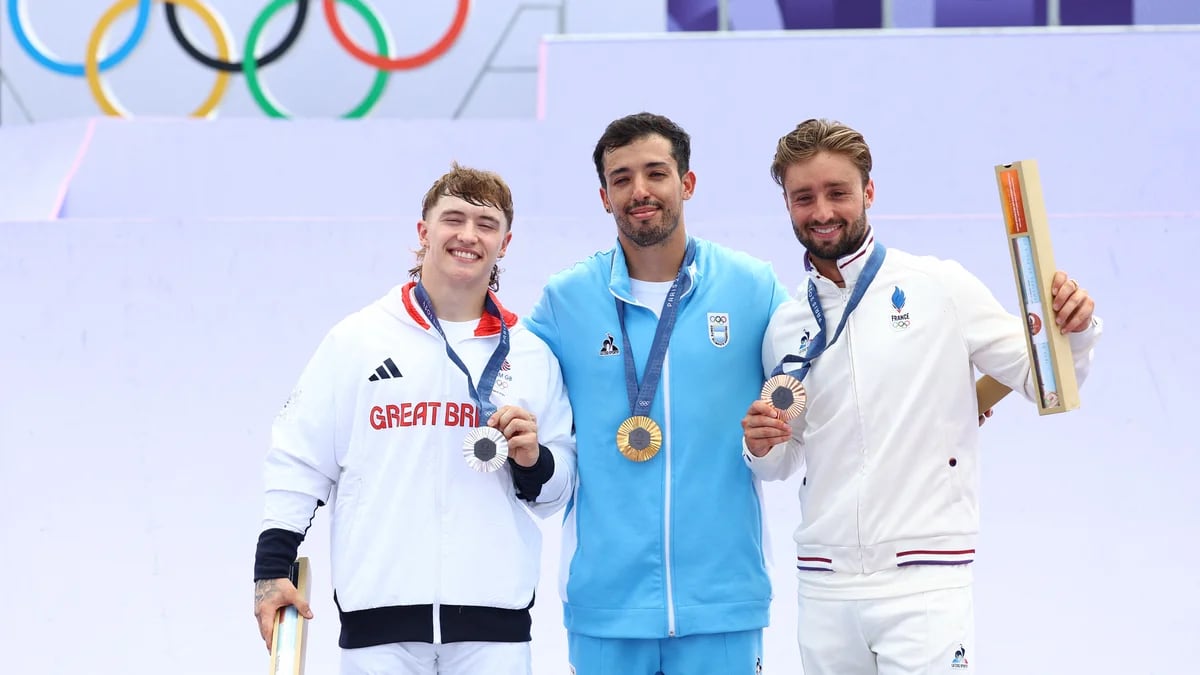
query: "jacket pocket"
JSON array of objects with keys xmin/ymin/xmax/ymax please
[
  {"xmin": 331, "ymin": 475, "xmax": 364, "ymax": 556},
  {"xmin": 943, "ymin": 454, "xmax": 966, "ymax": 505}
]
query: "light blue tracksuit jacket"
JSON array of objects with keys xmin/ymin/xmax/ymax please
[{"xmin": 525, "ymin": 236, "xmax": 789, "ymax": 639}]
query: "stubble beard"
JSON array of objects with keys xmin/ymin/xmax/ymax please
[
  {"xmin": 793, "ymin": 207, "xmax": 869, "ymax": 261},
  {"xmin": 616, "ymin": 199, "xmax": 680, "ymax": 248}
]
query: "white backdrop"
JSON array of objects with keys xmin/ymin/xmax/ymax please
[
  {"xmin": 2, "ymin": 23, "xmax": 1199, "ymax": 675},
  {"xmin": 1, "ymin": 211, "xmax": 1196, "ymax": 675}
]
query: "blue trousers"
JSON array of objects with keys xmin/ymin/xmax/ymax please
[{"xmin": 568, "ymin": 629, "xmax": 763, "ymax": 675}]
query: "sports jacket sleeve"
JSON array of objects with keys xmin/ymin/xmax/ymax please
[
  {"xmin": 255, "ymin": 329, "xmax": 345, "ymax": 579},
  {"xmin": 944, "ymin": 260, "xmax": 1101, "ymax": 400},
  {"xmin": 742, "ymin": 429, "xmax": 804, "ymax": 482},
  {"xmin": 518, "ymin": 334, "xmax": 577, "ymax": 518}
]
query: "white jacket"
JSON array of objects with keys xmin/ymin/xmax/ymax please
[
  {"xmin": 747, "ymin": 233, "xmax": 1100, "ymax": 581},
  {"xmin": 260, "ymin": 282, "xmax": 576, "ymax": 646}
]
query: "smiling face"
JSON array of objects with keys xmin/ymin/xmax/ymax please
[
  {"xmin": 781, "ymin": 150, "xmax": 874, "ymax": 266},
  {"xmin": 599, "ymin": 134, "xmax": 695, "ymax": 250},
  {"xmin": 416, "ymin": 194, "xmax": 511, "ymax": 292}
]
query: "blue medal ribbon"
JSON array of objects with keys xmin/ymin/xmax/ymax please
[
  {"xmin": 414, "ymin": 282, "xmax": 510, "ymax": 421},
  {"xmin": 771, "ymin": 243, "xmax": 887, "ymax": 382},
  {"xmin": 616, "ymin": 238, "xmax": 697, "ymax": 418}
]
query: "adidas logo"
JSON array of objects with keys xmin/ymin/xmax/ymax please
[{"xmin": 368, "ymin": 358, "xmax": 403, "ymax": 382}]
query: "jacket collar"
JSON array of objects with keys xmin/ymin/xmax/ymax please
[
  {"xmin": 804, "ymin": 227, "xmax": 877, "ymax": 287},
  {"xmin": 398, "ymin": 281, "xmax": 518, "ymax": 337},
  {"xmin": 608, "ymin": 236, "xmax": 701, "ymax": 304}
]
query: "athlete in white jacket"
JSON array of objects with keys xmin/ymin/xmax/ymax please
[
  {"xmin": 741, "ymin": 119, "xmax": 1100, "ymax": 675},
  {"xmin": 251, "ymin": 164, "xmax": 576, "ymax": 675}
]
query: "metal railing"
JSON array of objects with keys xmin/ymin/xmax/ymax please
[
  {"xmin": 453, "ymin": 2, "xmax": 564, "ymax": 119},
  {"xmin": 0, "ymin": 68, "xmax": 35, "ymax": 125}
]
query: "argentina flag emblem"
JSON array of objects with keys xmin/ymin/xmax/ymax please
[{"xmin": 708, "ymin": 312, "xmax": 730, "ymax": 347}]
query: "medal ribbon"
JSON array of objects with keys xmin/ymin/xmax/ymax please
[
  {"xmin": 771, "ymin": 243, "xmax": 887, "ymax": 383},
  {"xmin": 414, "ymin": 282, "xmax": 510, "ymax": 421},
  {"xmin": 616, "ymin": 238, "xmax": 697, "ymax": 418}
]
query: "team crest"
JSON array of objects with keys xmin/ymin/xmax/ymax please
[
  {"xmin": 707, "ymin": 312, "xmax": 730, "ymax": 347},
  {"xmin": 797, "ymin": 329, "xmax": 812, "ymax": 355},
  {"xmin": 599, "ymin": 332, "xmax": 620, "ymax": 356},
  {"xmin": 495, "ymin": 359, "xmax": 513, "ymax": 391},
  {"xmin": 951, "ymin": 643, "xmax": 969, "ymax": 669},
  {"xmin": 890, "ymin": 286, "xmax": 911, "ymax": 330}
]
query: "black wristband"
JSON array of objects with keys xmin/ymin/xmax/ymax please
[
  {"xmin": 509, "ymin": 445, "xmax": 555, "ymax": 502},
  {"xmin": 254, "ymin": 528, "xmax": 303, "ymax": 581}
]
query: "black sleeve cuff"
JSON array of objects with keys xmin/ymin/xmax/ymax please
[
  {"xmin": 254, "ymin": 528, "xmax": 304, "ymax": 581},
  {"xmin": 509, "ymin": 445, "xmax": 555, "ymax": 502}
]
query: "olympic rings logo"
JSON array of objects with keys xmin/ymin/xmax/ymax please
[{"xmin": 7, "ymin": 0, "xmax": 470, "ymax": 118}]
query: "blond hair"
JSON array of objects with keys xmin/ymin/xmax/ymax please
[{"xmin": 770, "ymin": 119, "xmax": 872, "ymax": 189}]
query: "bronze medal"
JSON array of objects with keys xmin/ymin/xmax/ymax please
[{"xmin": 760, "ymin": 374, "xmax": 807, "ymax": 421}]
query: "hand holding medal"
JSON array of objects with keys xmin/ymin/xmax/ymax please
[
  {"xmin": 485, "ymin": 405, "xmax": 542, "ymax": 467},
  {"xmin": 760, "ymin": 372, "xmax": 808, "ymax": 421},
  {"xmin": 742, "ymin": 399, "xmax": 794, "ymax": 457}
]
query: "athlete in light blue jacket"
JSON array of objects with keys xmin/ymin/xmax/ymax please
[{"xmin": 525, "ymin": 113, "xmax": 789, "ymax": 675}]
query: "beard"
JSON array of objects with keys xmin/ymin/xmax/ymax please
[
  {"xmin": 615, "ymin": 198, "xmax": 680, "ymax": 248},
  {"xmin": 792, "ymin": 207, "xmax": 869, "ymax": 262}
]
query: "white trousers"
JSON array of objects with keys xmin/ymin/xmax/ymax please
[
  {"xmin": 340, "ymin": 641, "xmax": 531, "ymax": 675},
  {"xmin": 796, "ymin": 585, "xmax": 975, "ymax": 675}
]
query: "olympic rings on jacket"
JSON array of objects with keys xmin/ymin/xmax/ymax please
[{"xmin": 7, "ymin": 0, "xmax": 469, "ymax": 119}]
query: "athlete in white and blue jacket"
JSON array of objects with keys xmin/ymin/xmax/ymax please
[
  {"xmin": 741, "ymin": 119, "xmax": 1102, "ymax": 675},
  {"xmin": 526, "ymin": 113, "xmax": 789, "ymax": 675}
]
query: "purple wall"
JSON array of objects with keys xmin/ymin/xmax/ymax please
[
  {"xmin": 1063, "ymin": 0, "xmax": 1134, "ymax": 25},
  {"xmin": 669, "ymin": 0, "xmax": 720, "ymax": 30},
  {"xmin": 937, "ymin": 0, "xmax": 1047, "ymax": 27},
  {"xmin": 671, "ymin": 0, "xmax": 883, "ymax": 29},
  {"xmin": 778, "ymin": 0, "xmax": 883, "ymax": 28},
  {"xmin": 668, "ymin": 0, "xmax": 1172, "ymax": 29}
]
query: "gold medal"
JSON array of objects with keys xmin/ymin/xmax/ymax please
[
  {"xmin": 616, "ymin": 415, "xmax": 663, "ymax": 462},
  {"xmin": 760, "ymin": 374, "xmax": 807, "ymax": 421},
  {"xmin": 462, "ymin": 426, "xmax": 509, "ymax": 473}
]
